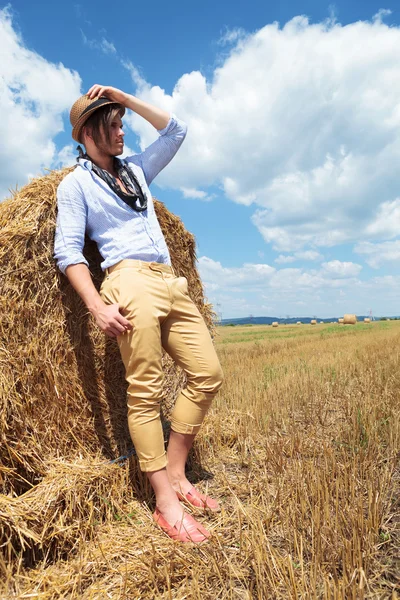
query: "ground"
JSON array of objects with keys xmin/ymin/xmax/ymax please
[{"xmin": 2, "ymin": 321, "xmax": 399, "ymax": 599}]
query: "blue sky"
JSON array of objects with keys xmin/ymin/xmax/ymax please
[{"xmin": 1, "ymin": 0, "xmax": 400, "ymax": 318}]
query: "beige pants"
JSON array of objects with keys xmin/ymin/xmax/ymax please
[{"xmin": 99, "ymin": 259, "xmax": 223, "ymax": 472}]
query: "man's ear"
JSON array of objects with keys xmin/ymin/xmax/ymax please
[{"xmin": 81, "ymin": 126, "xmax": 93, "ymax": 145}]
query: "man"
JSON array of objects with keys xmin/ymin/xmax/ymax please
[{"xmin": 54, "ymin": 85, "xmax": 223, "ymax": 543}]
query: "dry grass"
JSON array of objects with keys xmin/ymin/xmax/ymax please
[{"xmin": 1, "ymin": 321, "xmax": 399, "ymax": 598}]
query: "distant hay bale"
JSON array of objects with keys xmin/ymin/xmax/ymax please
[
  {"xmin": 272, "ymin": 322, "xmax": 278, "ymax": 327},
  {"xmin": 364, "ymin": 318, "xmax": 371, "ymax": 323},
  {"xmin": 0, "ymin": 167, "xmax": 213, "ymax": 496},
  {"xmin": 338, "ymin": 318, "xmax": 344, "ymax": 324},
  {"xmin": 320, "ymin": 321, "xmax": 324, "ymax": 324},
  {"xmin": 310, "ymin": 320, "xmax": 317, "ymax": 325},
  {"xmin": 343, "ymin": 314, "xmax": 357, "ymax": 325},
  {"xmin": 296, "ymin": 321, "xmax": 301, "ymax": 325}
]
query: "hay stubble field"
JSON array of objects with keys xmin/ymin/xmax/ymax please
[{"xmin": 2, "ymin": 320, "xmax": 399, "ymax": 599}]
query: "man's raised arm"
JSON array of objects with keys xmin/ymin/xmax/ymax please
[{"xmin": 86, "ymin": 84, "xmax": 170, "ymax": 130}]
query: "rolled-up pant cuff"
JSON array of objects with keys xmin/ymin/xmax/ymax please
[
  {"xmin": 170, "ymin": 418, "xmax": 202, "ymax": 435},
  {"xmin": 139, "ymin": 451, "xmax": 168, "ymax": 472}
]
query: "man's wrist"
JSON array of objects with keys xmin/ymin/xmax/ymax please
[
  {"xmin": 88, "ymin": 298, "xmax": 106, "ymax": 315},
  {"xmin": 123, "ymin": 93, "xmax": 137, "ymax": 110}
]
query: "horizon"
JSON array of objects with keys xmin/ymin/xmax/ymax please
[{"xmin": 219, "ymin": 313, "xmax": 397, "ymax": 322}]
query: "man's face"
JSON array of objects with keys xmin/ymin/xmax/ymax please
[{"xmin": 97, "ymin": 112, "xmax": 125, "ymax": 156}]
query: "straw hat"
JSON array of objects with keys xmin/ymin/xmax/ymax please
[{"xmin": 70, "ymin": 94, "xmax": 126, "ymax": 142}]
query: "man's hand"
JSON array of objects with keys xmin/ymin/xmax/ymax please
[
  {"xmin": 86, "ymin": 84, "xmax": 128, "ymax": 107},
  {"xmin": 64, "ymin": 264, "xmax": 133, "ymax": 338},
  {"xmin": 86, "ymin": 84, "xmax": 170, "ymax": 131},
  {"xmin": 91, "ymin": 302, "xmax": 133, "ymax": 338}
]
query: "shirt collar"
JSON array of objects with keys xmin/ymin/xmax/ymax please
[
  {"xmin": 78, "ymin": 157, "xmax": 93, "ymax": 171},
  {"xmin": 77, "ymin": 156, "xmax": 128, "ymax": 172}
]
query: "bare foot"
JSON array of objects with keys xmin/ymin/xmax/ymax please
[
  {"xmin": 167, "ymin": 472, "xmax": 220, "ymax": 512},
  {"xmin": 156, "ymin": 495, "xmax": 186, "ymax": 526},
  {"xmin": 167, "ymin": 473, "xmax": 194, "ymax": 496}
]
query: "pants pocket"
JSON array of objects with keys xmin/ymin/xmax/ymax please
[
  {"xmin": 176, "ymin": 276, "xmax": 190, "ymax": 296},
  {"xmin": 99, "ymin": 271, "xmax": 120, "ymax": 305}
]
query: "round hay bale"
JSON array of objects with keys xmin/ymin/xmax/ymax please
[
  {"xmin": 364, "ymin": 317, "xmax": 371, "ymax": 323},
  {"xmin": 272, "ymin": 322, "xmax": 278, "ymax": 327},
  {"xmin": 310, "ymin": 319, "xmax": 317, "ymax": 325},
  {"xmin": 338, "ymin": 318, "xmax": 344, "ymax": 324},
  {"xmin": 296, "ymin": 321, "xmax": 301, "ymax": 325},
  {"xmin": 0, "ymin": 168, "xmax": 213, "ymax": 495},
  {"xmin": 343, "ymin": 314, "xmax": 357, "ymax": 325},
  {"xmin": 0, "ymin": 457, "xmax": 125, "ymax": 566}
]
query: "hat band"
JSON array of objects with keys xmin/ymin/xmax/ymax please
[{"xmin": 79, "ymin": 97, "xmax": 116, "ymax": 119}]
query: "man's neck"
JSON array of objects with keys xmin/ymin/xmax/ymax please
[{"xmin": 87, "ymin": 151, "xmax": 116, "ymax": 176}]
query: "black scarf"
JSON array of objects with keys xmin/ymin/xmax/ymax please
[{"xmin": 77, "ymin": 145, "xmax": 147, "ymax": 213}]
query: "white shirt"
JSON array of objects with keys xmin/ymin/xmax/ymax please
[{"xmin": 54, "ymin": 114, "xmax": 187, "ymax": 274}]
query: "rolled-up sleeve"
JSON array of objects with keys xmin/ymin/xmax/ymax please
[
  {"xmin": 54, "ymin": 175, "xmax": 89, "ymax": 274},
  {"xmin": 126, "ymin": 114, "xmax": 188, "ymax": 186}
]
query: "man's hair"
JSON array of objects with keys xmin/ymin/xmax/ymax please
[{"xmin": 81, "ymin": 104, "xmax": 123, "ymax": 146}]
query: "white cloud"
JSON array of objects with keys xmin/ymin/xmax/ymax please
[
  {"xmin": 268, "ymin": 267, "xmax": 358, "ymax": 291},
  {"xmin": 275, "ymin": 250, "xmax": 324, "ymax": 263},
  {"xmin": 354, "ymin": 239, "xmax": 400, "ymax": 268},
  {"xmin": 365, "ymin": 199, "xmax": 400, "ymax": 239},
  {"xmin": 100, "ymin": 39, "xmax": 116, "ymax": 54},
  {"xmin": 54, "ymin": 144, "xmax": 76, "ymax": 168},
  {"xmin": 199, "ymin": 256, "xmax": 398, "ymax": 318},
  {"xmin": 123, "ymin": 13, "xmax": 400, "ymax": 252},
  {"xmin": 0, "ymin": 8, "xmax": 81, "ymax": 200},
  {"xmin": 81, "ymin": 30, "xmax": 116, "ymax": 54},
  {"xmin": 298, "ymin": 251, "xmax": 324, "ymax": 261},
  {"xmin": 218, "ymin": 27, "xmax": 247, "ymax": 46},
  {"xmin": 321, "ymin": 260, "xmax": 362, "ymax": 277},
  {"xmin": 180, "ymin": 187, "xmax": 210, "ymax": 200},
  {"xmin": 275, "ymin": 254, "xmax": 296, "ymax": 264},
  {"xmin": 198, "ymin": 256, "xmax": 275, "ymax": 290},
  {"xmin": 123, "ymin": 61, "xmax": 149, "ymax": 91},
  {"xmin": 373, "ymin": 9, "xmax": 392, "ymax": 23},
  {"xmin": 198, "ymin": 256, "xmax": 360, "ymax": 296}
]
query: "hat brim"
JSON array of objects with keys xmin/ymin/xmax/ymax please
[{"xmin": 72, "ymin": 98, "xmax": 126, "ymax": 142}]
